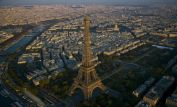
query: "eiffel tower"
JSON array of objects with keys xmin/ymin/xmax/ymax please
[{"xmin": 70, "ymin": 16, "xmax": 106, "ymax": 100}]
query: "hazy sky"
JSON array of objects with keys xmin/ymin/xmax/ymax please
[{"xmin": 0, "ymin": 0, "xmax": 177, "ymax": 6}]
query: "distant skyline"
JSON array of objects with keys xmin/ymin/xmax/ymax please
[{"xmin": 0, "ymin": 0, "xmax": 177, "ymax": 6}]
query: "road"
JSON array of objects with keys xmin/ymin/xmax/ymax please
[
  {"xmin": 0, "ymin": 72, "xmax": 26, "ymax": 107},
  {"xmin": 0, "ymin": 79, "xmax": 13, "ymax": 107}
]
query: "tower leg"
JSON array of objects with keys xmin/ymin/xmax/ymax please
[
  {"xmin": 83, "ymin": 88, "xmax": 92, "ymax": 100},
  {"xmin": 69, "ymin": 82, "xmax": 78, "ymax": 96}
]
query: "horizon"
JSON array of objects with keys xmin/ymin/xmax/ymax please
[{"xmin": 0, "ymin": 0, "xmax": 177, "ymax": 6}]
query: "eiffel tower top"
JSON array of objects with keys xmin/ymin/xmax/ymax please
[
  {"xmin": 84, "ymin": 16, "xmax": 90, "ymax": 21},
  {"xmin": 82, "ymin": 16, "xmax": 94, "ymax": 68}
]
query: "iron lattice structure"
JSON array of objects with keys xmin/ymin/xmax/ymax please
[{"xmin": 70, "ymin": 16, "xmax": 106, "ymax": 100}]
